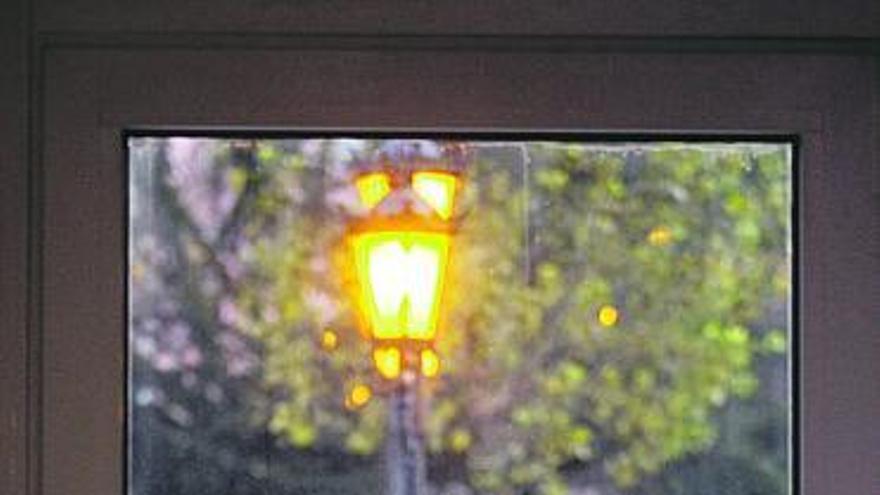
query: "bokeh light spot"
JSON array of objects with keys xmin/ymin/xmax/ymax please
[
  {"xmin": 420, "ymin": 348, "xmax": 441, "ymax": 378},
  {"xmin": 373, "ymin": 346, "xmax": 402, "ymax": 379},
  {"xmin": 647, "ymin": 225, "xmax": 673, "ymax": 246},
  {"xmin": 598, "ymin": 305, "xmax": 620, "ymax": 327},
  {"xmin": 321, "ymin": 329, "xmax": 339, "ymax": 351},
  {"xmin": 347, "ymin": 383, "xmax": 372, "ymax": 409}
]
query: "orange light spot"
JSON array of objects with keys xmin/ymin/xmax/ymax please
[
  {"xmin": 355, "ymin": 172, "xmax": 392, "ymax": 210},
  {"xmin": 412, "ymin": 171, "xmax": 458, "ymax": 220},
  {"xmin": 598, "ymin": 305, "xmax": 619, "ymax": 327},
  {"xmin": 420, "ymin": 348, "xmax": 441, "ymax": 378},
  {"xmin": 347, "ymin": 384, "xmax": 372, "ymax": 409},
  {"xmin": 321, "ymin": 330, "xmax": 339, "ymax": 351},
  {"xmin": 373, "ymin": 346, "xmax": 402, "ymax": 379}
]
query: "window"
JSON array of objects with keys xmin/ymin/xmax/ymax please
[{"xmin": 129, "ymin": 136, "xmax": 793, "ymax": 495}]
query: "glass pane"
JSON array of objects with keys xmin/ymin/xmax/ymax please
[{"xmin": 129, "ymin": 137, "xmax": 793, "ymax": 495}]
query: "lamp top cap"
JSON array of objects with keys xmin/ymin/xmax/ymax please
[{"xmin": 349, "ymin": 140, "xmax": 470, "ymax": 175}]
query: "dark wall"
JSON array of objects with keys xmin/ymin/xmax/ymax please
[
  {"xmin": 1, "ymin": 2, "xmax": 30, "ymax": 495},
  {"xmin": 28, "ymin": 0, "xmax": 880, "ymax": 36}
]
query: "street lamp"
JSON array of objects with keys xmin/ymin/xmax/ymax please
[
  {"xmin": 344, "ymin": 143, "xmax": 464, "ymax": 495},
  {"xmin": 349, "ymin": 168, "xmax": 459, "ymax": 379}
]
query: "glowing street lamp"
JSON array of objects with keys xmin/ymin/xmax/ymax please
[
  {"xmin": 342, "ymin": 143, "xmax": 465, "ymax": 495},
  {"xmin": 348, "ymin": 166, "xmax": 460, "ymax": 380}
]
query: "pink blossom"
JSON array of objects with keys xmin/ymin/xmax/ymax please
[
  {"xmin": 166, "ymin": 138, "xmax": 240, "ymax": 241},
  {"xmin": 218, "ymin": 297, "xmax": 242, "ymax": 327},
  {"xmin": 304, "ymin": 289, "xmax": 339, "ymax": 326},
  {"xmin": 180, "ymin": 346, "xmax": 203, "ymax": 368},
  {"xmin": 153, "ymin": 352, "xmax": 178, "ymax": 372},
  {"xmin": 218, "ymin": 252, "xmax": 246, "ymax": 281},
  {"xmin": 261, "ymin": 305, "xmax": 280, "ymax": 324}
]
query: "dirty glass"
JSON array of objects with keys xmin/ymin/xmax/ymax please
[{"xmin": 128, "ymin": 137, "xmax": 793, "ymax": 495}]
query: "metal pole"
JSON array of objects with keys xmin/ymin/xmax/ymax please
[{"xmin": 387, "ymin": 371, "xmax": 426, "ymax": 495}]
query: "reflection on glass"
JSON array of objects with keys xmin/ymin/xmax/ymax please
[{"xmin": 129, "ymin": 137, "xmax": 792, "ymax": 495}]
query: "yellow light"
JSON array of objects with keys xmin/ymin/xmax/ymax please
[
  {"xmin": 412, "ymin": 171, "xmax": 458, "ymax": 220},
  {"xmin": 347, "ymin": 383, "xmax": 372, "ymax": 409},
  {"xmin": 373, "ymin": 346, "xmax": 402, "ymax": 379},
  {"xmin": 355, "ymin": 172, "xmax": 392, "ymax": 210},
  {"xmin": 420, "ymin": 348, "xmax": 441, "ymax": 378},
  {"xmin": 598, "ymin": 305, "xmax": 619, "ymax": 327},
  {"xmin": 449, "ymin": 428, "xmax": 472, "ymax": 452},
  {"xmin": 647, "ymin": 225, "xmax": 673, "ymax": 246},
  {"xmin": 353, "ymin": 231, "xmax": 450, "ymax": 341},
  {"xmin": 321, "ymin": 329, "xmax": 339, "ymax": 351}
]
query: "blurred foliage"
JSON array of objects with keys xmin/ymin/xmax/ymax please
[{"xmin": 130, "ymin": 138, "xmax": 791, "ymax": 495}]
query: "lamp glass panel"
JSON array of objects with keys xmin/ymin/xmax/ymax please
[
  {"xmin": 355, "ymin": 172, "xmax": 392, "ymax": 209},
  {"xmin": 353, "ymin": 231, "xmax": 450, "ymax": 341},
  {"xmin": 412, "ymin": 171, "xmax": 458, "ymax": 219}
]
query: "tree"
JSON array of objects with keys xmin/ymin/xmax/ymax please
[
  {"xmin": 225, "ymin": 139, "xmax": 790, "ymax": 494},
  {"xmin": 130, "ymin": 138, "xmax": 386, "ymax": 495}
]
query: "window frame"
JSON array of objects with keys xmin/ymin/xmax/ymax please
[{"xmin": 12, "ymin": 36, "xmax": 880, "ymax": 495}]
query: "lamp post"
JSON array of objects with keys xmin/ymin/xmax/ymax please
[{"xmin": 344, "ymin": 143, "xmax": 463, "ymax": 495}]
